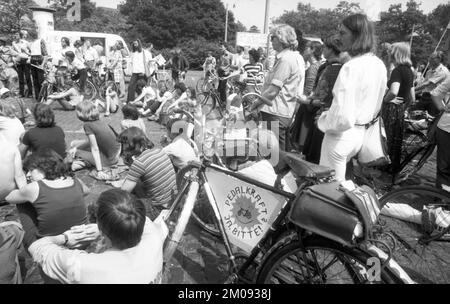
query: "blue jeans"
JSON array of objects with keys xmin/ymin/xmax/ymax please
[{"xmin": 0, "ymin": 222, "xmax": 24, "ymax": 284}]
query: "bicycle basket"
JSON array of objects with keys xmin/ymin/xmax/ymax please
[{"xmin": 288, "ymin": 182, "xmax": 381, "ymax": 247}]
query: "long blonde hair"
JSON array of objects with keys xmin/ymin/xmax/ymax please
[{"xmin": 390, "ymin": 42, "xmax": 412, "ymax": 66}]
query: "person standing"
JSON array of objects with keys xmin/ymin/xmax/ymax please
[
  {"xmin": 301, "ymin": 36, "xmax": 344, "ymax": 164},
  {"xmin": 84, "ymin": 40, "xmax": 99, "ymax": 71},
  {"xmin": 317, "ymin": 14, "xmax": 387, "ymax": 182},
  {"xmin": 415, "ymin": 51, "xmax": 450, "ymax": 116},
  {"xmin": 167, "ymin": 48, "xmax": 189, "ymax": 84},
  {"xmin": 291, "ymin": 40, "xmax": 323, "ymax": 152},
  {"xmin": 109, "ymin": 44, "xmax": 125, "ymax": 99},
  {"xmin": 217, "ymin": 49, "xmax": 232, "ymax": 104},
  {"xmin": 430, "ymin": 70, "xmax": 450, "ymax": 191},
  {"xmin": 127, "ymin": 39, "xmax": 151, "ymax": 103},
  {"xmin": 381, "ymin": 42, "xmax": 415, "ymax": 175},
  {"xmin": 250, "ymin": 24, "xmax": 302, "ymax": 154},
  {"xmin": 29, "ymin": 34, "xmax": 48, "ymax": 100},
  {"xmin": 12, "ymin": 31, "xmax": 32, "ymax": 98}
]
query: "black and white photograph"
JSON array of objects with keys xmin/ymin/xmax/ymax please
[{"xmin": 0, "ymin": 0, "xmax": 449, "ymax": 288}]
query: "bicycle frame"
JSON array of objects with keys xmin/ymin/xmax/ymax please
[
  {"xmin": 163, "ymin": 159, "xmax": 297, "ymax": 283},
  {"xmin": 164, "ymin": 157, "xmax": 416, "ymax": 284}
]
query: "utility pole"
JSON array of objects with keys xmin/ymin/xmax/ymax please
[
  {"xmin": 264, "ymin": 0, "xmax": 271, "ymax": 59},
  {"xmin": 225, "ymin": 3, "xmax": 229, "ymax": 43}
]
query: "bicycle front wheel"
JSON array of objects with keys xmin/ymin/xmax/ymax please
[
  {"xmin": 256, "ymin": 236, "xmax": 399, "ymax": 284},
  {"xmin": 377, "ymin": 185, "xmax": 450, "ymax": 284},
  {"xmin": 176, "ymin": 165, "xmax": 221, "ymax": 237}
]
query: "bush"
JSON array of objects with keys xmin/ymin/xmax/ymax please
[{"xmin": 178, "ymin": 39, "xmax": 223, "ymax": 70}]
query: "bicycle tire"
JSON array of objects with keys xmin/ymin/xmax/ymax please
[
  {"xmin": 176, "ymin": 165, "xmax": 221, "ymax": 237},
  {"xmin": 256, "ymin": 235, "xmax": 399, "ymax": 284},
  {"xmin": 99, "ymin": 81, "xmax": 119, "ymax": 101},
  {"xmin": 197, "ymin": 92, "xmax": 219, "ymax": 117},
  {"xmin": 37, "ymin": 83, "xmax": 49, "ymax": 103},
  {"xmin": 77, "ymin": 80, "xmax": 97, "ymax": 101},
  {"xmin": 394, "ymin": 132, "xmax": 435, "ymax": 184},
  {"xmin": 196, "ymin": 77, "xmax": 206, "ymax": 93},
  {"xmin": 377, "ymin": 185, "xmax": 450, "ymax": 284}
]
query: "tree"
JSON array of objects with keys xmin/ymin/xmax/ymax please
[
  {"xmin": 249, "ymin": 25, "xmax": 260, "ymax": 33},
  {"xmin": 376, "ymin": 0, "xmax": 434, "ymax": 65},
  {"xmin": 120, "ymin": 0, "xmax": 239, "ymax": 49},
  {"xmin": 275, "ymin": 1, "xmax": 361, "ymax": 40},
  {"xmin": 0, "ymin": 0, "xmax": 38, "ymax": 39}
]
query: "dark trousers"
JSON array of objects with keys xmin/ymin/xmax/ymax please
[
  {"xmin": 16, "ymin": 203, "xmax": 39, "ymax": 250},
  {"xmin": 436, "ymin": 128, "xmax": 450, "ymax": 190},
  {"xmin": 72, "ymin": 69, "xmax": 87, "ymax": 94},
  {"xmin": 30, "ymin": 64, "xmax": 44, "ymax": 100},
  {"xmin": 260, "ymin": 112, "xmax": 292, "ymax": 152},
  {"xmin": 17, "ymin": 62, "xmax": 32, "ymax": 97},
  {"xmin": 127, "ymin": 73, "xmax": 147, "ymax": 102},
  {"xmin": 303, "ymin": 123, "xmax": 325, "ymax": 165},
  {"xmin": 218, "ymin": 79, "xmax": 228, "ymax": 104}
]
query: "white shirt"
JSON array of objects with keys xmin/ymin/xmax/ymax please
[
  {"xmin": 70, "ymin": 57, "xmax": 86, "ymax": 71},
  {"xmin": 238, "ymin": 160, "xmax": 296, "ymax": 194},
  {"xmin": 318, "ymin": 53, "xmax": 387, "ymax": 134},
  {"xmin": 12, "ymin": 39, "xmax": 30, "ymax": 60},
  {"xmin": 29, "ymin": 218, "xmax": 168, "ymax": 284},
  {"xmin": 84, "ymin": 47, "xmax": 99, "ymax": 62},
  {"xmin": 0, "ymin": 117, "xmax": 25, "ymax": 146},
  {"xmin": 163, "ymin": 135, "xmax": 199, "ymax": 169},
  {"xmin": 294, "ymin": 51, "xmax": 306, "ymax": 98},
  {"xmin": 131, "ymin": 50, "xmax": 152, "ymax": 74},
  {"xmin": 142, "ymin": 86, "xmax": 157, "ymax": 103}
]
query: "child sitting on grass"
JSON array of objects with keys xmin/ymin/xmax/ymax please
[
  {"xmin": 69, "ymin": 101, "xmax": 121, "ymax": 180},
  {"xmin": 121, "ymin": 104, "xmax": 146, "ymax": 133},
  {"xmin": 130, "ymin": 79, "xmax": 157, "ymax": 109}
]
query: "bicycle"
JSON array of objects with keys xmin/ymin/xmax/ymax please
[
  {"xmin": 163, "ymin": 111, "xmax": 414, "ymax": 284},
  {"xmin": 375, "ymin": 185, "xmax": 450, "ymax": 284},
  {"xmin": 393, "ymin": 110, "xmax": 436, "ymax": 184}
]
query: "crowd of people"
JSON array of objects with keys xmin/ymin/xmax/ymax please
[{"xmin": 0, "ymin": 12, "xmax": 450, "ymax": 284}]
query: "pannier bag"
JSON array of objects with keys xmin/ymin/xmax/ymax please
[{"xmin": 288, "ymin": 181, "xmax": 382, "ymax": 246}]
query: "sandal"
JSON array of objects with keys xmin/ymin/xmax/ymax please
[
  {"xmin": 71, "ymin": 160, "xmax": 88, "ymax": 172},
  {"xmin": 89, "ymin": 169, "xmax": 121, "ymax": 181}
]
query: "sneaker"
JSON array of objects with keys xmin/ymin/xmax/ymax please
[
  {"xmin": 148, "ymin": 115, "xmax": 158, "ymax": 121},
  {"xmin": 104, "ymin": 112, "xmax": 110, "ymax": 117},
  {"xmin": 422, "ymin": 206, "xmax": 450, "ymax": 236}
]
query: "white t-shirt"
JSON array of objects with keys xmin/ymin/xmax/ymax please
[
  {"xmin": 142, "ymin": 86, "xmax": 157, "ymax": 103},
  {"xmin": 131, "ymin": 50, "xmax": 152, "ymax": 74},
  {"xmin": 163, "ymin": 135, "xmax": 199, "ymax": 169},
  {"xmin": 84, "ymin": 47, "xmax": 99, "ymax": 62},
  {"xmin": 121, "ymin": 118, "xmax": 146, "ymax": 133},
  {"xmin": 29, "ymin": 217, "xmax": 168, "ymax": 284},
  {"xmin": 0, "ymin": 117, "xmax": 25, "ymax": 146},
  {"xmin": 238, "ymin": 160, "xmax": 296, "ymax": 194},
  {"xmin": 70, "ymin": 58, "xmax": 86, "ymax": 71}
]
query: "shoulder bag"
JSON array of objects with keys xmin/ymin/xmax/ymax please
[{"xmin": 357, "ymin": 113, "xmax": 391, "ymax": 167}]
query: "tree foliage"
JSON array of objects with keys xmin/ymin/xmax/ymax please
[
  {"xmin": 119, "ymin": 0, "xmax": 239, "ymax": 49},
  {"xmin": 0, "ymin": 0, "xmax": 38, "ymax": 39}
]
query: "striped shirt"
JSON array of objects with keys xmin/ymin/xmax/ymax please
[
  {"xmin": 126, "ymin": 148, "xmax": 177, "ymax": 206},
  {"xmin": 243, "ymin": 62, "xmax": 264, "ymax": 85}
]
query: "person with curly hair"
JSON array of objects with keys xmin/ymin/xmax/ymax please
[
  {"xmin": 20, "ymin": 103, "xmax": 66, "ymax": 158},
  {"xmin": 28, "ymin": 189, "xmax": 168, "ymax": 284},
  {"xmin": 0, "ymin": 98, "xmax": 25, "ymax": 146},
  {"xmin": 6, "ymin": 148, "xmax": 89, "ymax": 250},
  {"xmin": 113, "ymin": 127, "xmax": 177, "ymax": 208}
]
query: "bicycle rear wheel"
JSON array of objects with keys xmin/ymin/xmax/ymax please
[
  {"xmin": 176, "ymin": 165, "xmax": 221, "ymax": 237},
  {"xmin": 394, "ymin": 131, "xmax": 434, "ymax": 184},
  {"xmin": 197, "ymin": 92, "xmax": 220, "ymax": 118},
  {"xmin": 256, "ymin": 236, "xmax": 399, "ymax": 284},
  {"xmin": 377, "ymin": 185, "xmax": 450, "ymax": 283}
]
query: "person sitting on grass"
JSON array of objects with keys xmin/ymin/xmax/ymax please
[
  {"xmin": 93, "ymin": 83, "xmax": 120, "ymax": 117},
  {"xmin": 0, "ymin": 96, "xmax": 25, "ymax": 147},
  {"xmin": 6, "ymin": 148, "xmax": 89, "ymax": 250},
  {"xmin": 19, "ymin": 104, "xmax": 66, "ymax": 159},
  {"xmin": 109, "ymin": 127, "xmax": 177, "ymax": 209},
  {"xmin": 121, "ymin": 104, "xmax": 146, "ymax": 133},
  {"xmin": 28, "ymin": 189, "xmax": 169, "ymax": 284},
  {"xmin": 69, "ymin": 101, "xmax": 121, "ymax": 179},
  {"xmin": 130, "ymin": 79, "xmax": 157, "ymax": 109},
  {"xmin": 146, "ymin": 82, "xmax": 174, "ymax": 121},
  {"xmin": 45, "ymin": 79, "xmax": 84, "ymax": 111},
  {"xmin": 148, "ymin": 82, "xmax": 187, "ymax": 123}
]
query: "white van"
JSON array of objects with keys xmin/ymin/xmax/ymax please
[{"xmin": 41, "ymin": 31, "xmax": 130, "ymax": 70}]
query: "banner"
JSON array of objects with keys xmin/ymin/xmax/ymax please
[{"xmin": 205, "ymin": 168, "xmax": 287, "ymax": 254}]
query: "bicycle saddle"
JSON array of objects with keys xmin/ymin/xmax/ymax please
[{"xmin": 281, "ymin": 151, "xmax": 335, "ymax": 179}]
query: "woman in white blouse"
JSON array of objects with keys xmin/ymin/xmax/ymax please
[{"xmin": 317, "ymin": 14, "xmax": 387, "ymax": 181}]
